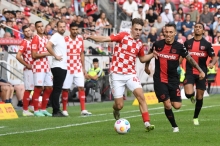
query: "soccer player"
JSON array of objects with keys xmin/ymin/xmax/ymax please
[
  {"xmin": 183, "ymin": 23, "xmax": 217, "ymax": 125},
  {"xmin": 31, "ymin": 21, "xmax": 53, "ymax": 117},
  {"xmin": 84, "ymin": 18, "xmax": 155, "ymax": 131},
  {"xmin": 46, "ymin": 21, "xmax": 68, "ymax": 117},
  {"xmin": 61, "ymin": 22, "xmax": 92, "ymax": 116},
  {"xmin": 16, "ymin": 25, "xmax": 34, "ymax": 116},
  {"xmin": 145, "ymin": 23, "xmax": 205, "ymax": 132}
]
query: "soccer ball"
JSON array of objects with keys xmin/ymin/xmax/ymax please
[{"xmin": 114, "ymin": 118, "xmax": 130, "ymax": 134}]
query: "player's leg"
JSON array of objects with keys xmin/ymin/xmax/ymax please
[
  {"xmin": 8, "ymin": 85, "xmax": 14, "ymax": 103},
  {"xmin": 74, "ymin": 73, "xmax": 91, "ymax": 115},
  {"xmin": 14, "ymin": 84, "xmax": 25, "ymax": 107},
  {"xmin": 32, "ymin": 72, "xmax": 44, "ymax": 116},
  {"xmin": 61, "ymin": 73, "xmax": 74, "ymax": 116},
  {"xmin": 192, "ymin": 77, "xmax": 206, "ymax": 125},
  {"xmin": 184, "ymin": 75, "xmax": 196, "ymax": 103},
  {"xmin": 0, "ymin": 85, "xmax": 10, "ymax": 102},
  {"xmin": 127, "ymin": 75, "xmax": 155, "ymax": 131}
]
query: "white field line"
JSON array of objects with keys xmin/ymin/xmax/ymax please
[
  {"xmin": 79, "ymin": 105, "xmax": 186, "ymax": 117},
  {"xmin": 0, "ymin": 105, "xmax": 218, "ymax": 137},
  {"xmin": 0, "ymin": 126, "xmax": 5, "ymax": 129}
]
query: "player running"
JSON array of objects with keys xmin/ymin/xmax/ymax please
[
  {"xmin": 182, "ymin": 23, "xmax": 217, "ymax": 125},
  {"xmin": 145, "ymin": 23, "xmax": 205, "ymax": 132},
  {"xmin": 16, "ymin": 25, "xmax": 34, "ymax": 116},
  {"xmin": 31, "ymin": 21, "xmax": 53, "ymax": 117},
  {"xmin": 84, "ymin": 18, "xmax": 155, "ymax": 131},
  {"xmin": 61, "ymin": 22, "xmax": 92, "ymax": 116}
]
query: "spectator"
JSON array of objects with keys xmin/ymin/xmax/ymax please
[
  {"xmin": 122, "ymin": 0, "xmax": 138, "ymax": 20},
  {"xmin": 0, "ymin": 79, "xmax": 14, "ymax": 103},
  {"xmin": 140, "ymin": 19, "xmax": 151, "ymax": 43},
  {"xmin": 192, "ymin": 0, "xmax": 203, "ymax": 13},
  {"xmin": 13, "ymin": 21, "xmax": 23, "ymax": 39},
  {"xmin": 214, "ymin": 35, "xmax": 220, "ymax": 44},
  {"xmin": 152, "ymin": 0, "xmax": 163, "ymax": 15},
  {"xmin": 207, "ymin": 0, "xmax": 217, "ymax": 14},
  {"xmin": 160, "ymin": 6, "xmax": 174, "ymax": 24},
  {"xmin": 141, "ymin": 0, "xmax": 149, "ymax": 19},
  {"xmin": 74, "ymin": 0, "xmax": 83, "ymax": 16},
  {"xmin": 5, "ymin": 20, "xmax": 13, "ymax": 37},
  {"xmin": 146, "ymin": 8, "xmax": 158, "ymax": 27},
  {"xmin": 188, "ymin": 4, "xmax": 200, "ymax": 23},
  {"xmin": 177, "ymin": 8, "xmax": 185, "ymax": 22},
  {"xmin": 95, "ymin": 12, "xmax": 112, "ymax": 29},
  {"xmin": 154, "ymin": 16, "xmax": 166, "ymax": 35},
  {"xmin": 179, "ymin": 0, "xmax": 193, "ymax": 13},
  {"xmin": 132, "ymin": 5, "xmax": 143, "ymax": 19},
  {"xmin": 200, "ymin": 5, "xmax": 214, "ymax": 30},
  {"xmin": 84, "ymin": 0, "xmax": 99, "ymax": 21},
  {"xmin": 213, "ymin": 15, "xmax": 220, "ymax": 35},
  {"xmin": 177, "ymin": 33, "xmax": 186, "ymax": 44},
  {"xmin": 147, "ymin": 27, "xmax": 157, "ymax": 44},
  {"xmin": 214, "ymin": 5, "xmax": 220, "ymax": 20},
  {"xmin": 172, "ymin": 14, "xmax": 182, "ymax": 34},
  {"xmin": 44, "ymin": 24, "xmax": 52, "ymax": 35},
  {"xmin": 214, "ymin": 31, "xmax": 220, "ymax": 43},
  {"xmin": 1, "ymin": 10, "xmax": 9, "ymax": 21},
  {"xmin": 76, "ymin": 15, "xmax": 85, "ymax": 28},
  {"xmin": 182, "ymin": 14, "xmax": 194, "ymax": 37},
  {"xmin": 0, "ymin": 20, "xmax": 6, "ymax": 38},
  {"xmin": 187, "ymin": 33, "xmax": 193, "ymax": 40},
  {"xmin": 204, "ymin": 30, "xmax": 212, "ymax": 43},
  {"xmin": 158, "ymin": 32, "xmax": 165, "ymax": 40},
  {"xmin": 162, "ymin": 0, "xmax": 176, "ymax": 14}
]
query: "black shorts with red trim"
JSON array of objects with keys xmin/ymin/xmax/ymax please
[
  {"xmin": 183, "ymin": 74, "xmax": 206, "ymax": 90},
  {"xmin": 154, "ymin": 81, "xmax": 181, "ymax": 103}
]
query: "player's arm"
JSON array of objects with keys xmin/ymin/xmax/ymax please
[
  {"xmin": 16, "ymin": 52, "xmax": 32, "ymax": 69},
  {"xmin": 46, "ymin": 41, "xmax": 61, "ymax": 60},
  {"xmin": 179, "ymin": 56, "xmax": 184, "ymax": 64},
  {"xmin": 31, "ymin": 36, "xmax": 50, "ymax": 59},
  {"xmin": 85, "ymin": 35, "xmax": 111, "ymax": 42},
  {"xmin": 207, "ymin": 43, "xmax": 217, "ymax": 68},
  {"xmin": 139, "ymin": 53, "xmax": 154, "ymax": 63},
  {"xmin": 80, "ymin": 50, "xmax": 85, "ymax": 74}
]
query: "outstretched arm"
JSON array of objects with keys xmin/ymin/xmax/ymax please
[
  {"xmin": 85, "ymin": 34, "xmax": 111, "ymax": 42},
  {"xmin": 139, "ymin": 53, "xmax": 154, "ymax": 63}
]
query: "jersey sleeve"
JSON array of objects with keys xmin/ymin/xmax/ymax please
[
  {"xmin": 18, "ymin": 40, "xmax": 26, "ymax": 53},
  {"xmin": 31, "ymin": 35, "xmax": 39, "ymax": 51},
  {"xmin": 207, "ymin": 43, "xmax": 215, "ymax": 57},
  {"xmin": 109, "ymin": 32, "xmax": 127, "ymax": 43},
  {"xmin": 138, "ymin": 43, "xmax": 145, "ymax": 57},
  {"xmin": 180, "ymin": 43, "xmax": 189, "ymax": 58}
]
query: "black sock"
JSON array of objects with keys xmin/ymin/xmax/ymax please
[
  {"xmin": 193, "ymin": 99, "xmax": 203, "ymax": 118},
  {"xmin": 164, "ymin": 108, "xmax": 178, "ymax": 127}
]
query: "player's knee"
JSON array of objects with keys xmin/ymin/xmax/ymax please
[
  {"xmin": 115, "ymin": 102, "xmax": 123, "ymax": 110},
  {"xmin": 185, "ymin": 92, "xmax": 195, "ymax": 99},
  {"xmin": 172, "ymin": 103, "xmax": 181, "ymax": 110},
  {"xmin": 163, "ymin": 100, "xmax": 172, "ymax": 109}
]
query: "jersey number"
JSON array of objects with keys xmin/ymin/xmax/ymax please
[{"xmin": 176, "ymin": 89, "xmax": 180, "ymax": 96}]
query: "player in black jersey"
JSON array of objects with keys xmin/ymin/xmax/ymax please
[
  {"xmin": 182, "ymin": 23, "xmax": 217, "ymax": 126},
  {"xmin": 145, "ymin": 23, "xmax": 205, "ymax": 132}
]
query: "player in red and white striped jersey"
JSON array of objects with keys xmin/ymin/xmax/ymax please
[
  {"xmin": 31, "ymin": 21, "xmax": 53, "ymax": 117},
  {"xmin": 85, "ymin": 18, "xmax": 155, "ymax": 131},
  {"xmin": 16, "ymin": 25, "xmax": 34, "ymax": 116}
]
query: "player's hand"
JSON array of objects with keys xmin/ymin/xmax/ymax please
[
  {"xmin": 55, "ymin": 55, "xmax": 62, "ymax": 61},
  {"xmin": 208, "ymin": 63, "xmax": 214, "ymax": 69},
  {"xmin": 26, "ymin": 64, "xmax": 32, "ymax": 70},
  {"xmin": 83, "ymin": 34, "xmax": 90, "ymax": 40},
  {"xmin": 145, "ymin": 67, "xmax": 151, "ymax": 75},
  {"xmin": 199, "ymin": 71, "xmax": 205, "ymax": 80},
  {"xmin": 153, "ymin": 50, "xmax": 158, "ymax": 59}
]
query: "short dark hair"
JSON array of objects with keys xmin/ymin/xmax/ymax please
[
  {"xmin": 186, "ymin": 14, "xmax": 191, "ymax": 17},
  {"xmin": 57, "ymin": 20, "xmax": 66, "ymax": 27},
  {"xmin": 165, "ymin": 23, "xmax": 176, "ymax": 30},
  {"xmin": 70, "ymin": 22, "xmax": 79, "ymax": 28},
  {"xmin": 22, "ymin": 25, "xmax": 29, "ymax": 31},
  {"xmin": 195, "ymin": 22, "xmax": 205, "ymax": 30},
  {"xmin": 93, "ymin": 58, "xmax": 99, "ymax": 63},
  {"xmin": 35, "ymin": 21, "xmax": 42, "ymax": 27},
  {"xmin": 132, "ymin": 18, "xmax": 144, "ymax": 26}
]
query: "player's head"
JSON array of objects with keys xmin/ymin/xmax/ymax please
[
  {"xmin": 194, "ymin": 23, "xmax": 204, "ymax": 36},
  {"xmin": 22, "ymin": 25, "xmax": 31, "ymax": 39},
  {"xmin": 93, "ymin": 58, "xmax": 99, "ymax": 68},
  {"xmin": 57, "ymin": 20, "xmax": 66, "ymax": 35},
  {"xmin": 164, "ymin": 23, "xmax": 176, "ymax": 44},
  {"xmin": 131, "ymin": 18, "xmax": 144, "ymax": 40},
  {"xmin": 69, "ymin": 22, "xmax": 79, "ymax": 38},
  {"xmin": 35, "ymin": 21, "xmax": 44, "ymax": 34}
]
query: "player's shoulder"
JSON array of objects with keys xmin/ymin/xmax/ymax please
[
  {"xmin": 172, "ymin": 41, "xmax": 185, "ymax": 50},
  {"xmin": 77, "ymin": 35, "xmax": 83, "ymax": 40},
  {"xmin": 153, "ymin": 39, "xmax": 165, "ymax": 47},
  {"xmin": 64, "ymin": 35, "xmax": 70, "ymax": 41},
  {"xmin": 200, "ymin": 37, "xmax": 212, "ymax": 46}
]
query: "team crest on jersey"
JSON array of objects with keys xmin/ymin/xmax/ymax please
[
  {"xmin": 171, "ymin": 49, "xmax": 176, "ymax": 53},
  {"xmin": 200, "ymin": 46, "xmax": 205, "ymax": 50}
]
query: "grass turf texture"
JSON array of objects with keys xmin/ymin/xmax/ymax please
[{"xmin": 0, "ymin": 95, "xmax": 220, "ymax": 146}]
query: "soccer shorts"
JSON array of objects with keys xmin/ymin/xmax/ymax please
[
  {"xmin": 183, "ymin": 74, "xmax": 206, "ymax": 90},
  {"xmin": 154, "ymin": 81, "xmax": 181, "ymax": 103},
  {"xmin": 33, "ymin": 72, "xmax": 53, "ymax": 86},
  {"xmin": 109, "ymin": 73, "xmax": 142, "ymax": 99},
  {"xmin": 62, "ymin": 72, "xmax": 84, "ymax": 89},
  {"xmin": 23, "ymin": 69, "xmax": 34, "ymax": 90}
]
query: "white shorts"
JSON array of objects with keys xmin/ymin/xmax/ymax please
[
  {"xmin": 33, "ymin": 72, "xmax": 53, "ymax": 86},
  {"xmin": 62, "ymin": 72, "xmax": 84, "ymax": 89},
  {"xmin": 23, "ymin": 70, "xmax": 34, "ymax": 90},
  {"xmin": 109, "ymin": 73, "xmax": 142, "ymax": 98}
]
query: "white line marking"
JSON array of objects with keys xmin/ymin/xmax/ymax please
[
  {"xmin": 0, "ymin": 126, "xmax": 5, "ymax": 129},
  {"xmin": 0, "ymin": 105, "xmax": 218, "ymax": 137}
]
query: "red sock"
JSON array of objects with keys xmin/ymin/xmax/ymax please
[
  {"xmin": 142, "ymin": 112, "xmax": 150, "ymax": 122},
  {"xmin": 62, "ymin": 90, "xmax": 68, "ymax": 111},
  {"xmin": 32, "ymin": 87, "xmax": 42, "ymax": 111},
  {"xmin": 78, "ymin": 90, "xmax": 85, "ymax": 111},
  {"xmin": 41, "ymin": 88, "xmax": 53, "ymax": 110},
  {"xmin": 23, "ymin": 91, "xmax": 31, "ymax": 111}
]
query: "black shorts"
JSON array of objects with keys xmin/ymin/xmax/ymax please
[
  {"xmin": 183, "ymin": 74, "xmax": 206, "ymax": 90},
  {"xmin": 154, "ymin": 82, "xmax": 181, "ymax": 103}
]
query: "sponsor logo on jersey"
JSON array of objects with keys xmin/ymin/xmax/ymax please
[{"xmin": 189, "ymin": 51, "xmax": 207, "ymax": 57}]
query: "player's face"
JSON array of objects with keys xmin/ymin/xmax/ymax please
[
  {"xmin": 35, "ymin": 22, "xmax": 44, "ymax": 34},
  {"xmin": 164, "ymin": 26, "xmax": 176, "ymax": 44},
  {"xmin": 23, "ymin": 27, "xmax": 31, "ymax": 38},
  {"xmin": 131, "ymin": 24, "xmax": 142, "ymax": 40},
  {"xmin": 93, "ymin": 62, "xmax": 98, "ymax": 68},
  {"xmin": 57, "ymin": 22, "xmax": 66, "ymax": 35},
  {"xmin": 70, "ymin": 26, "xmax": 78, "ymax": 37},
  {"xmin": 194, "ymin": 24, "xmax": 204, "ymax": 36}
]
